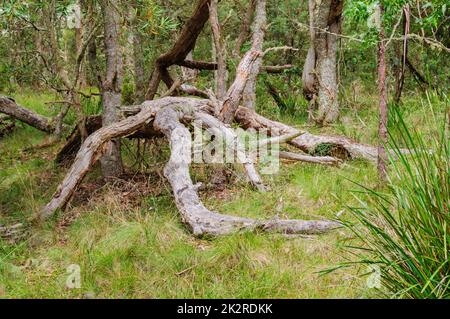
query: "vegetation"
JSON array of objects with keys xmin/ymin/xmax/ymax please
[
  {"xmin": 337, "ymin": 105, "xmax": 449, "ymax": 298},
  {"xmin": 0, "ymin": 0, "xmax": 448, "ymax": 299}
]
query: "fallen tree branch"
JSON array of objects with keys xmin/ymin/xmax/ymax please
[
  {"xmin": 0, "ymin": 96, "xmax": 55, "ymax": 133},
  {"xmin": 235, "ymin": 106, "xmax": 379, "ymax": 161},
  {"xmin": 40, "ymin": 97, "xmax": 209, "ymax": 219},
  {"xmin": 154, "ymin": 106, "xmax": 340, "ymax": 237},
  {"xmin": 279, "ymin": 151, "xmax": 341, "ymax": 166}
]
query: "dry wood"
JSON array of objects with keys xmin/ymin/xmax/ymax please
[
  {"xmin": 40, "ymin": 97, "xmax": 209, "ymax": 219},
  {"xmin": 235, "ymin": 106, "xmax": 379, "ymax": 161},
  {"xmin": 154, "ymin": 106, "xmax": 340, "ymax": 237},
  {"xmin": 0, "ymin": 96, "xmax": 55, "ymax": 133},
  {"xmin": 279, "ymin": 151, "xmax": 341, "ymax": 166}
]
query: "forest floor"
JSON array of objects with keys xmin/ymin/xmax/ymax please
[{"xmin": 0, "ymin": 88, "xmax": 446, "ymax": 298}]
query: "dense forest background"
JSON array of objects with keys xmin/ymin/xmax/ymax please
[{"xmin": 0, "ymin": 0, "xmax": 448, "ymax": 299}]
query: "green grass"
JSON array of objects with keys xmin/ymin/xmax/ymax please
[
  {"xmin": 334, "ymin": 107, "xmax": 449, "ymax": 298},
  {"xmin": 0, "ymin": 88, "xmax": 447, "ymax": 298}
]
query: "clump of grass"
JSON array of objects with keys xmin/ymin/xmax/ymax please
[{"xmin": 337, "ymin": 109, "xmax": 449, "ymax": 298}]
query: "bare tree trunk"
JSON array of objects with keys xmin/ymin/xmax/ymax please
[
  {"xmin": 377, "ymin": 3, "xmax": 388, "ymax": 181},
  {"xmin": 242, "ymin": 0, "xmax": 266, "ymax": 109},
  {"xmin": 233, "ymin": 0, "xmax": 256, "ymax": 57},
  {"xmin": 99, "ymin": 0, "xmax": 124, "ymax": 178},
  {"xmin": 209, "ymin": 0, "xmax": 228, "ymax": 99},
  {"xmin": 314, "ymin": 0, "xmax": 343, "ymax": 124},
  {"xmin": 303, "ymin": 0, "xmax": 343, "ymax": 124},
  {"xmin": 131, "ymin": 4, "xmax": 146, "ymax": 103}
]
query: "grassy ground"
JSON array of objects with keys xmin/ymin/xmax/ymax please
[{"xmin": 0, "ymin": 89, "xmax": 447, "ymax": 298}]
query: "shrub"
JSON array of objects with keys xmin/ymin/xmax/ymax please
[{"xmin": 337, "ymin": 110, "xmax": 449, "ymax": 298}]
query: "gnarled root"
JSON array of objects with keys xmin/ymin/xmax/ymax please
[
  {"xmin": 154, "ymin": 106, "xmax": 340, "ymax": 237},
  {"xmin": 40, "ymin": 97, "xmax": 209, "ymax": 220}
]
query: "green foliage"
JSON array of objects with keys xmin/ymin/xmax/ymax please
[{"xmin": 338, "ymin": 108, "xmax": 449, "ymax": 298}]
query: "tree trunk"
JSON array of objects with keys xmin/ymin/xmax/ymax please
[
  {"xmin": 99, "ymin": 0, "xmax": 124, "ymax": 178},
  {"xmin": 242, "ymin": 0, "xmax": 266, "ymax": 110},
  {"xmin": 302, "ymin": 0, "xmax": 317, "ymax": 101},
  {"xmin": 132, "ymin": 6, "xmax": 146, "ymax": 103},
  {"xmin": 377, "ymin": 3, "xmax": 388, "ymax": 181},
  {"xmin": 209, "ymin": 0, "xmax": 228, "ymax": 100},
  {"xmin": 303, "ymin": 0, "xmax": 343, "ymax": 124}
]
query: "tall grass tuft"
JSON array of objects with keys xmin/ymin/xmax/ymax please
[{"xmin": 338, "ymin": 109, "xmax": 449, "ymax": 298}]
